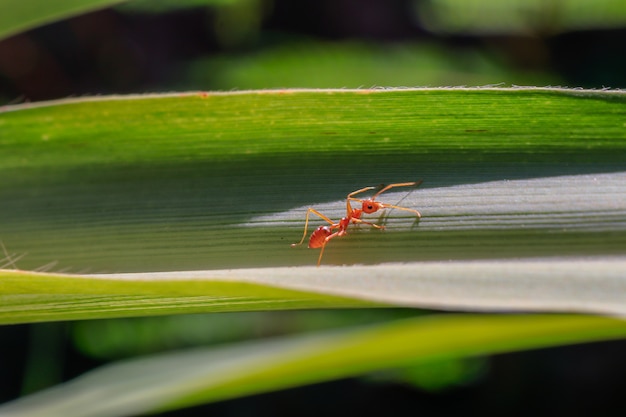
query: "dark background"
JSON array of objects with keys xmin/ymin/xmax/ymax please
[
  {"xmin": 2, "ymin": 0, "xmax": 626, "ymax": 104},
  {"xmin": 1, "ymin": 0, "xmax": 626, "ymax": 415}
]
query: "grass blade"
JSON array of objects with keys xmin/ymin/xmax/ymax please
[
  {"xmin": 1, "ymin": 89, "xmax": 625, "ymax": 271},
  {"xmin": 1, "ymin": 314, "xmax": 626, "ymax": 417}
]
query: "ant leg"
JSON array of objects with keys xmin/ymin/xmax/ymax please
[
  {"xmin": 369, "ymin": 181, "xmax": 423, "ymax": 218},
  {"xmin": 351, "ymin": 218, "xmax": 385, "ymax": 230},
  {"xmin": 348, "ymin": 182, "xmax": 423, "ymax": 220},
  {"xmin": 379, "ymin": 203, "xmax": 422, "ymax": 219},
  {"xmin": 346, "ymin": 186, "xmax": 377, "ymax": 199},
  {"xmin": 346, "ymin": 182, "xmax": 422, "ymax": 207},
  {"xmin": 376, "ymin": 181, "xmax": 423, "ymax": 219},
  {"xmin": 292, "ymin": 208, "xmax": 334, "ymax": 247},
  {"xmin": 317, "ymin": 230, "xmax": 340, "ymax": 266},
  {"xmin": 317, "ymin": 244, "xmax": 325, "ymax": 266},
  {"xmin": 371, "ymin": 180, "xmax": 423, "ymax": 200},
  {"xmin": 345, "ymin": 186, "xmax": 377, "ymax": 217}
]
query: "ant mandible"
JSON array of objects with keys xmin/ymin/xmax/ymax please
[{"xmin": 291, "ymin": 181, "xmax": 423, "ymax": 266}]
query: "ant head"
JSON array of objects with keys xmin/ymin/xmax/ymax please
[{"xmin": 361, "ymin": 199, "xmax": 383, "ymax": 214}]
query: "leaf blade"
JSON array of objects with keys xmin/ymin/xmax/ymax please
[
  {"xmin": 2, "ymin": 89, "xmax": 626, "ymax": 271},
  {"xmin": 0, "ymin": 0, "xmax": 127, "ymax": 41},
  {"xmin": 1, "ymin": 314, "xmax": 626, "ymax": 417}
]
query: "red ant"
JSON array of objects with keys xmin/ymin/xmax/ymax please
[{"xmin": 291, "ymin": 181, "xmax": 422, "ymax": 266}]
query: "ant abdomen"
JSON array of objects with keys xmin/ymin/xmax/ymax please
[{"xmin": 308, "ymin": 226, "xmax": 332, "ymax": 248}]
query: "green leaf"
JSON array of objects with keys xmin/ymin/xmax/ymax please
[
  {"xmin": 0, "ymin": 0, "xmax": 254, "ymax": 42},
  {"xmin": 2, "ymin": 255, "xmax": 626, "ymax": 325},
  {"xmin": 0, "ymin": 0, "xmax": 128, "ymax": 41},
  {"xmin": 2, "ymin": 314, "xmax": 626, "ymax": 417},
  {"xmin": 0, "ymin": 269, "xmax": 379, "ymax": 324},
  {"xmin": 2, "ymin": 87, "xmax": 625, "ymax": 416},
  {"xmin": 417, "ymin": 0, "xmax": 626, "ymax": 34},
  {"xmin": 1, "ymin": 88, "xmax": 625, "ymax": 271},
  {"xmin": 183, "ymin": 42, "xmax": 559, "ymax": 89},
  {"xmin": 1, "ymin": 88, "xmax": 625, "ymax": 322},
  {"xmin": 117, "ymin": 0, "xmax": 242, "ymax": 14}
]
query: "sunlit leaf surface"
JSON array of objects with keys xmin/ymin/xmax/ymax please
[{"xmin": 2, "ymin": 88, "xmax": 625, "ymax": 272}]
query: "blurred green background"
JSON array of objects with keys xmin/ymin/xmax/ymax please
[
  {"xmin": 2, "ymin": 0, "xmax": 626, "ymax": 416},
  {"xmin": 2, "ymin": 0, "xmax": 626, "ymax": 105}
]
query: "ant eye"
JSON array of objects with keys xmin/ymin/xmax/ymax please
[{"xmin": 367, "ymin": 205, "xmax": 373, "ymax": 210}]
